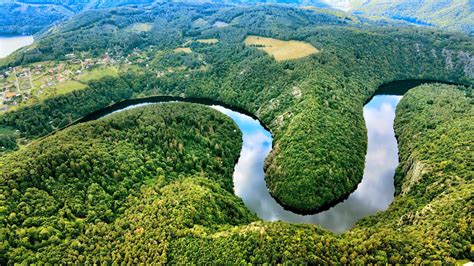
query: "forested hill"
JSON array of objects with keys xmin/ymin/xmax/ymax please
[
  {"xmin": 0, "ymin": 0, "xmax": 156, "ymax": 35},
  {"xmin": 343, "ymin": 0, "xmax": 474, "ymax": 35},
  {"xmin": 1, "ymin": 2, "xmax": 472, "ymax": 213},
  {"xmin": 1, "ymin": 85, "xmax": 472, "ymax": 264},
  {"xmin": 1, "ymin": 0, "xmax": 473, "ymax": 35},
  {"xmin": 0, "ymin": 1, "xmax": 473, "ymax": 263}
]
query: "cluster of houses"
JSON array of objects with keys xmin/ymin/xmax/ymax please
[{"xmin": 0, "ymin": 52, "xmax": 122, "ymax": 112}]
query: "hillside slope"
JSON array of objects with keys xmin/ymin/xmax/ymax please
[
  {"xmin": 1, "ymin": 3, "xmax": 473, "ymax": 213},
  {"xmin": 0, "ymin": 0, "xmax": 155, "ymax": 35},
  {"xmin": 337, "ymin": 0, "xmax": 473, "ymax": 34},
  {"xmin": 2, "ymin": 0, "xmax": 473, "ymax": 35},
  {"xmin": 1, "ymin": 85, "xmax": 472, "ymax": 264}
]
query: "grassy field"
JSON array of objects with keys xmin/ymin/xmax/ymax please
[
  {"xmin": 52, "ymin": 80, "xmax": 86, "ymax": 95},
  {"xmin": 244, "ymin": 35, "xmax": 319, "ymax": 61},
  {"xmin": 36, "ymin": 80, "xmax": 86, "ymax": 101},
  {"xmin": 174, "ymin": 47, "xmax": 192, "ymax": 53},
  {"xmin": 196, "ymin": 38, "xmax": 219, "ymax": 44},
  {"xmin": 76, "ymin": 67, "xmax": 119, "ymax": 83},
  {"xmin": 130, "ymin": 23, "xmax": 153, "ymax": 32}
]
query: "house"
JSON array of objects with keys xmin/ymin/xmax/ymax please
[{"xmin": 4, "ymin": 91, "xmax": 17, "ymax": 99}]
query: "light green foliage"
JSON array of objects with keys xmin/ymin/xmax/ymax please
[
  {"xmin": 0, "ymin": 6, "xmax": 472, "ymax": 263},
  {"xmin": 348, "ymin": 0, "xmax": 473, "ymax": 34},
  {"xmin": 0, "ymin": 103, "xmax": 250, "ymax": 263},
  {"xmin": 1, "ymin": 4, "xmax": 472, "ymax": 212},
  {"xmin": 0, "ymin": 85, "xmax": 472, "ymax": 264},
  {"xmin": 76, "ymin": 67, "xmax": 118, "ymax": 83}
]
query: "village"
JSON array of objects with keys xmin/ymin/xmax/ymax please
[
  {"xmin": 0, "ymin": 49, "xmax": 154, "ymax": 112},
  {"xmin": 0, "ymin": 42, "xmax": 211, "ymax": 112}
]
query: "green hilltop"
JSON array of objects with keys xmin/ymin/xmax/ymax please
[
  {"xmin": 346, "ymin": 0, "xmax": 473, "ymax": 34},
  {"xmin": 0, "ymin": 2, "xmax": 473, "ymax": 264}
]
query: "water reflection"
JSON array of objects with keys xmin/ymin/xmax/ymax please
[
  {"xmin": 0, "ymin": 36, "xmax": 34, "ymax": 58},
  {"xmin": 102, "ymin": 97, "xmax": 402, "ymax": 233},
  {"xmin": 214, "ymin": 96, "xmax": 402, "ymax": 233}
]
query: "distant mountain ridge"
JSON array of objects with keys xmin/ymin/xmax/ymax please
[
  {"xmin": 330, "ymin": 0, "xmax": 473, "ymax": 35},
  {"xmin": 0, "ymin": 0, "xmax": 472, "ymax": 35},
  {"xmin": 0, "ymin": 0, "xmax": 157, "ymax": 35}
]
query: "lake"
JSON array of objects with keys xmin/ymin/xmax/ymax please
[{"xmin": 0, "ymin": 35, "xmax": 34, "ymax": 58}]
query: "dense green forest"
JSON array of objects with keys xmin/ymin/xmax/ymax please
[
  {"xmin": 0, "ymin": 3, "xmax": 473, "ymax": 263},
  {"xmin": 1, "ymin": 0, "xmax": 472, "ymax": 35},
  {"xmin": 1, "ymin": 85, "xmax": 472, "ymax": 263},
  {"xmin": 0, "ymin": 103, "xmax": 252, "ymax": 262},
  {"xmin": 1, "ymin": 3, "xmax": 473, "ymax": 213},
  {"xmin": 347, "ymin": 0, "xmax": 473, "ymax": 35}
]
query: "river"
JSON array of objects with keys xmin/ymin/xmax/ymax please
[
  {"xmin": 93, "ymin": 94, "xmax": 401, "ymax": 233},
  {"xmin": 0, "ymin": 35, "xmax": 34, "ymax": 58},
  {"xmin": 217, "ymin": 96, "xmax": 402, "ymax": 233},
  {"xmin": 0, "ymin": 33, "xmax": 430, "ymax": 233}
]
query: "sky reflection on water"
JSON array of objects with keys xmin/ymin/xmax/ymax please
[
  {"xmin": 0, "ymin": 36, "xmax": 34, "ymax": 58},
  {"xmin": 214, "ymin": 95, "xmax": 402, "ymax": 233},
  {"xmin": 103, "ymin": 96, "xmax": 402, "ymax": 233}
]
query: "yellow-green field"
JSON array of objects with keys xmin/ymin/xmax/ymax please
[
  {"xmin": 244, "ymin": 35, "xmax": 319, "ymax": 61},
  {"xmin": 130, "ymin": 23, "xmax": 153, "ymax": 32},
  {"xmin": 77, "ymin": 67, "xmax": 119, "ymax": 83},
  {"xmin": 196, "ymin": 38, "xmax": 219, "ymax": 44},
  {"xmin": 174, "ymin": 47, "xmax": 192, "ymax": 53},
  {"xmin": 35, "ymin": 80, "xmax": 86, "ymax": 102},
  {"xmin": 51, "ymin": 80, "xmax": 87, "ymax": 96}
]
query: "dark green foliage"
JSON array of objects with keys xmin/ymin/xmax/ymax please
[
  {"xmin": 0, "ymin": 134, "xmax": 16, "ymax": 151},
  {"xmin": 0, "ymin": 103, "xmax": 250, "ymax": 263},
  {"xmin": 1, "ymin": 3, "xmax": 473, "ymax": 214},
  {"xmin": 0, "ymin": 85, "xmax": 472, "ymax": 264},
  {"xmin": 0, "ymin": 76, "xmax": 132, "ymax": 138}
]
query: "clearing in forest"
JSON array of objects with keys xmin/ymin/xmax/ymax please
[
  {"xmin": 77, "ymin": 67, "xmax": 119, "ymax": 83},
  {"xmin": 174, "ymin": 47, "xmax": 192, "ymax": 53},
  {"xmin": 244, "ymin": 35, "xmax": 319, "ymax": 61},
  {"xmin": 196, "ymin": 38, "xmax": 219, "ymax": 44},
  {"xmin": 130, "ymin": 23, "xmax": 153, "ymax": 32}
]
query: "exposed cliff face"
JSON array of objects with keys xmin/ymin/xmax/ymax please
[
  {"xmin": 440, "ymin": 49, "xmax": 474, "ymax": 79},
  {"xmin": 458, "ymin": 51, "xmax": 474, "ymax": 79},
  {"xmin": 399, "ymin": 156, "xmax": 429, "ymax": 195}
]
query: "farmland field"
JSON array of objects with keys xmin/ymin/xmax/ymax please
[
  {"xmin": 76, "ymin": 67, "xmax": 119, "ymax": 83},
  {"xmin": 174, "ymin": 47, "xmax": 192, "ymax": 53},
  {"xmin": 196, "ymin": 38, "xmax": 219, "ymax": 44},
  {"xmin": 244, "ymin": 35, "xmax": 319, "ymax": 61}
]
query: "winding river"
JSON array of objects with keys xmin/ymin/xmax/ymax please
[
  {"xmin": 222, "ymin": 95, "xmax": 401, "ymax": 233},
  {"xmin": 0, "ymin": 38, "xmax": 458, "ymax": 233},
  {"xmin": 83, "ymin": 94, "xmax": 401, "ymax": 233}
]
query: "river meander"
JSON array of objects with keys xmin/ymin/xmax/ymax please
[
  {"xmin": 0, "ymin": 36, "xmax": 450, "ymax": 233},
  {"xmin": 89, "ymin": 94, "xmax": 401, "ymax": 233}
]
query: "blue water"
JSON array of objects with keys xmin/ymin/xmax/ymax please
[
  {"xmin": 0, "ymin": 35, "xmax": 34, "ymax": 58},
  {"xmin": 104, "ymin": 95, "xmax": 402, "ymax": 233},
  {"xmin": 216, "ymin": 96, "xmax": 402, "ymax": 232}
]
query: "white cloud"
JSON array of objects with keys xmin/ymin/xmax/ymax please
[{"xmin": 322, "ymin": 0, "xmax": 352, "ymax": 12}]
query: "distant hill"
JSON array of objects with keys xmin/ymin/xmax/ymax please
[
  {"xmin": 0, "ymin": 0, "xmax": 473, "ymax": 35},
  {"xmin": 0, "ymin": 0, "xmax": 156, "ymax": 35},
  {"xmin": 324, "ymin": 0, "xmax": 473, "ymax": 34}
]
